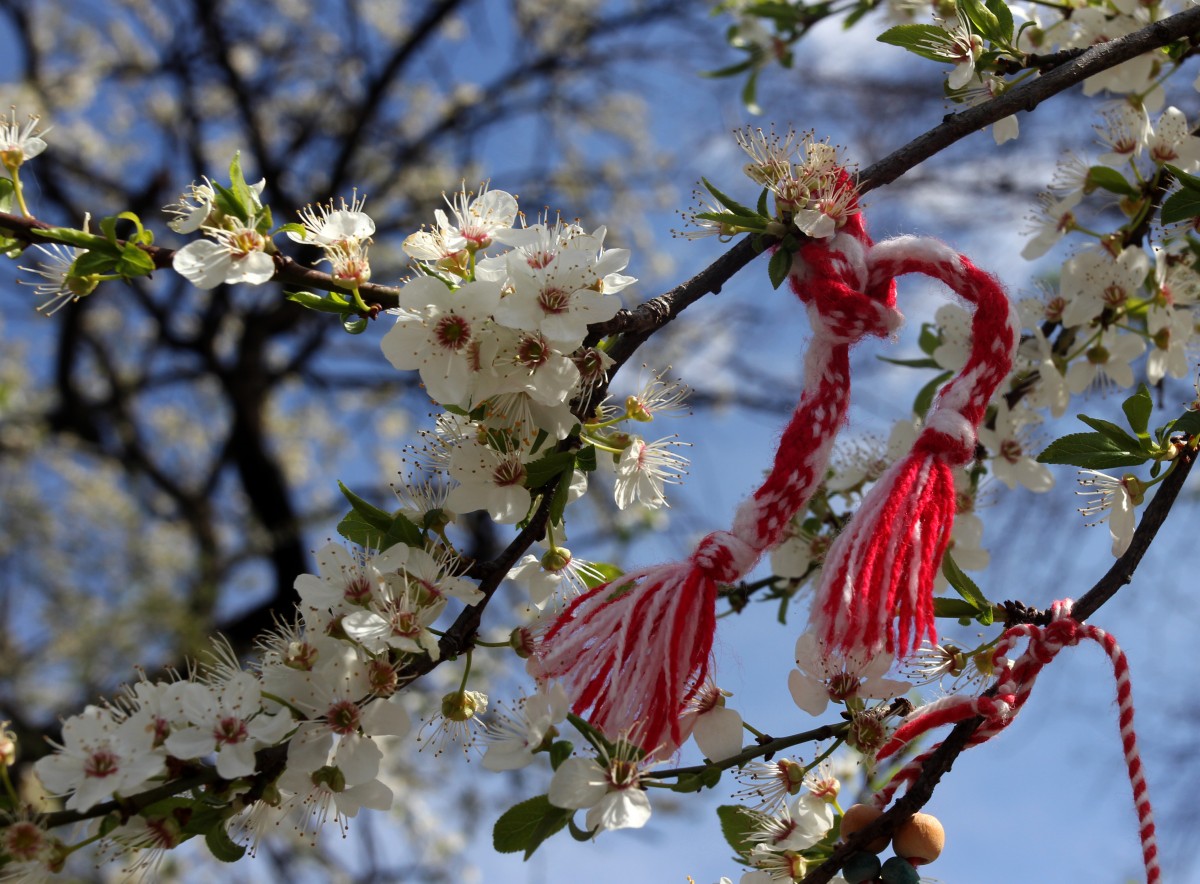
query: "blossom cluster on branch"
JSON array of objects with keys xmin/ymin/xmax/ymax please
[{"xmin": 1, "ymin": 0, "xmax": 1199, "ymax": 880}]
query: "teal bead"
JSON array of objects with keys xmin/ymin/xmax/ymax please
[
  {"xmin": 879, "ymin": 855, "xmax": 921, "ymax": 884},
  {"xmin": 842, "ymin": 850, "xmax": 883, "ymax": 884}
]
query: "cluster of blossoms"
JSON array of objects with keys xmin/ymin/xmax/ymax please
[
  {"xmin": 2, "ymin": 167, "xmax": 715, "ymax": 874},
  {"xmin": 383, "ymin": 185, "xmax": 694, "ymax": 605},
  {"xmin": 10, "ymin": 538, "xmax": 487, "ymax": 875}
]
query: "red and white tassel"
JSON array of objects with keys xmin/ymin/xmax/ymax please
[
  {"xmin": 811, "ymin": 237, "xmax": 1019, "ymax": 660},
  {"xmin": 531, "ymin": 212, "xmax": 902, "ymax": 755}
]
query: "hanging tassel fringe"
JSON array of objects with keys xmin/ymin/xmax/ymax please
[
  {"xmin": 811, "ymin": 238, "xmax": 1018, "ymax": 660},
  {"xmin": 532, "ymin": 202, "xmax": 1016, "ymax": 754}
]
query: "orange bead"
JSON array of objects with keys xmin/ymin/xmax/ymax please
[
  {"xmin": 840, "ymin": 803, "xmax": 889, "ymax": 853},
  {"xmin": 892, "ymin": 813, "xmax": 945, "ymax": 865}
]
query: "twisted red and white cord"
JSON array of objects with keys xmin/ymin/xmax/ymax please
[
  {"xmin": 531, "ymin": 189, "xmax": 1016, "ymax": 756},
  {"xmin": 874, "ymin": 600, "xmax": 1160, "ymax": 883}
]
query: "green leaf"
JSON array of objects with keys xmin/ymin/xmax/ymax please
[
  {"xmin": 913, "ymin": 370, "xmax": 953, "ymax": 419},
  {"xmin": 1086, "ymin": 166, "xmax": 1136, "ymax": 197},
  {"xmin": 768, "ymin": 246, "xmax": 792, "ymax": 290},
  {"xmin": 983, "ymin": 0, "xmax": 1014, "ymax": 42},
  {"xmin": 917, "ymin": 322, "xmax": 941, "ymax": 356},
  {"xmin": 959, "ymin": 0, "xmax": 1002, "ymax": 43},
  {"xmin": 493, "ymin": 795, "xmax": 572, "ymax": 858},
  {"xmin": 548, "ymin": 466, "xmax": 573, "ymax": 525},
  {"xmin": 0, "ymin": 177, "xmax": 13, "ymax": 213},
  {"xmin": 338, "ymin": 481, "xmax": 392, "ymax": 529},
  {"xmin": 204, "ymin": 822, "xmax": 246, "ymax": 863},
  {"xmin": 580, "ymin": 562, "xmax": 624, "ymax": 590},
  {"xmin": 717, "ymin": 805, "xmax": 768, "ymax": 862},
  {"xmin": 211, "ymin": 180, "xmax": 247, "ymax": 223},
  {"xmin": 1166, "ymin": 163, "xmax": 1200, "ymax": 191},
  {"xmin": 876, "ymin": 356, "xmax": 941, "ymax": 369},
  {"xmin": 877, "ymin": 24, "xmax": 957, "ymax": 63},
  {"xmin": 1161, "ymin": 189, "xmax": 1200, "ymax": 225},
  {"xmin": 549, "ymin": 740, "xmax": 573, "ymax": 770},
  {"xmin": 741, "ymin": 67, "xmax": 762, "ymax": 115},
  {"xmin": 1077, "ymin": 414, "xmax": 1143, "ymax": 453},
  {"xmin": 933, "ymin": 597, "xmax": 983, "ymax": 619},
  {"xmin": 701, "ymin": 177, "xmax": 758, "ymax": 218},
  {"xmin": 524, "ymin": 450, "xmax": 576, "ymax": 489},
  {"xmin": 694, "ymin": 210, "xmax": 767, "ymax": 230},
  {"xmin": 575, "ymin": 444, "xmax": 597, "ymax": 473},
  {"xmin": 70, "ymin": 250, "xmax": 117, "ymax": 278},
  {"xmin": 114, "ymin": 243, "xmax": 156, "ymax": 277},
  {"xmin": 941, "ymin": 551, "xmax": 992, "ymax": 624},
  {"xmin": 1122, "ymin": 384, "xmax": 1153, "ymax": 444},
  {"xmin": 285, "ymin": 290, "xmax": 356, "ymax": 315},
  {"xmin": 756, "ymin": 187, "xmax": 770, "ymax": 217},
  {"xmin": 276, "ymin": 222, "xmax": 307, "ymax": 238},
  {"xmin": 1036, "ymin": 432, "xmax": 1149, "ymax": 469},
  {"xmin": 1168, "ymin": 409, "xmax": 1200, "ymax": 437},
  {"xmin": 335, "ymin": 481, "xmax": 422, "ymax": 550},
  {"xmin": 701, "ymin": 58, "xmax": 756, "ymax": 79}
]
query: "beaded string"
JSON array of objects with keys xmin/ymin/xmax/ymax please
[{"xmin": 874, "ymin": 600, "xmax": 1160, "ymax": 883}]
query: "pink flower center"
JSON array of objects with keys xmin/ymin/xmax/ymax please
[
  {"xmin": 215, "ymin": 716, "xmax": 249, "ymax": 746},
  {"xmin": 84, "ymin": 749, "xmax": 120, "ymax": 779},
  {"xmin": 606, "ymin": 758, "xmax": 638, "ymax": 790},
  {"xmin": 999, "ymin": 438, "xmax": 1023, "ymax": 463},
  {"xmin": 325, "ymin": 700, "xmax": 361, "ymax": 735},
  {"xmin": 537, "ymin": 286, "xmax": 571, "ymax": 315},
  {"xmin": 344, "ymin": 575, "xmax": 373, "ymax": 604},
  {"xmin": 1103, "ymin": 283, "xmax": 1127, "ymax": 308},
  {"xmin": 826, "ymin": 672, "xmax": 860, "ymax": 702},
  {"xmin": 3, "ymin": 821, "xmax": 47, "ymax": 861},
  {"xmin": 516, "ymin": 333, "xmax": 550, "ymax": 370},
  {"xmin": 491, "ymin": 459, "xmax": 527, "ymax": 488},
  {"xmin": 434, "ymin": 314, "xmax": 472, "ymax": 351}
]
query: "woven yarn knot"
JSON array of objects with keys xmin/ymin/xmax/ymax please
[
  {"xmin": 917, "ymin": 407, "xmax": 977, "ymax": 464},
  {"xmin": 691, "ymin": 530, "xmax": 759, "ymax": 584}
]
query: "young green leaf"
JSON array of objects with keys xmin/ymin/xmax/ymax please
[
  {"xmin": 1036, "ymin": 432, "xmax": 1149, "ymax": 468},
  {"xmin": 768, "ymin": 246, "xmax": 792, "ymax": 290},
  {"xmin": 983, "ymin": 0, "xmax": 1015, "ymax": 43},
  {"xmin": 717, "ymin": 805, "xmax": 769, "ymax": 862},
  {"xmin": 941, "ymin": 551, "xmax": 991, "ymax": 624},
  {"xmin": 1122, "ymin": 385, "xmax": 1153, "ymax": 447},
  {"xmin": 701, "ymin": 177, "xmax": 758, "ymax": 218},
  {"xmin": 1077, "ymin": 414, "xmax": 1143, "ymax": 453},
  {"xmin": 493, "ymin": 795, "xmax": 572, "ymax": 858},
  {"xmin": 1165, "ymin": 163, "xmax": 1200, "ymax": 191},
  {"xmin": 1169, "ymin": 409, "xmax": 1200, "ymax": 437},
  {"xmin": 524, "ymin": 450, "xmax": 577, "ymax": 489},
  {"xmin": 960, "ymin": 0, "xmax": 1003, "ymax": 44},
  {"xmin": 877, "ymin": 24, "xmax": 958, "ymax": 64},
  {"xmin": 1086, "ymin": 166, "xmax": 1137, "ymax": 196},
  {"xmin": 204, "ymin": 821, "xmax": 247, "ymax": 863},
  {"xmin": 913, "ymin": 370, "xmax": 953, "ymax": 419},
  {"xmin": 933, "ymin": 597, "xmax": 984, "ymax": 619},
  {"xmin": 1161, "ymin": 189, "xmax": 1200, "ymax": 225}
]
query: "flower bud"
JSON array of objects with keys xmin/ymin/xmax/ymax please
[
  {"xmin": 540, "ymin": 546, "xmax": 573, "ymax": 573},
  {"xmin": 509, "ymin": 626, "xmax": 535, "ymax": 658},
  {"xmin": 0, "ymin": 721, "xmax": 16, "ymax": 767}
]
